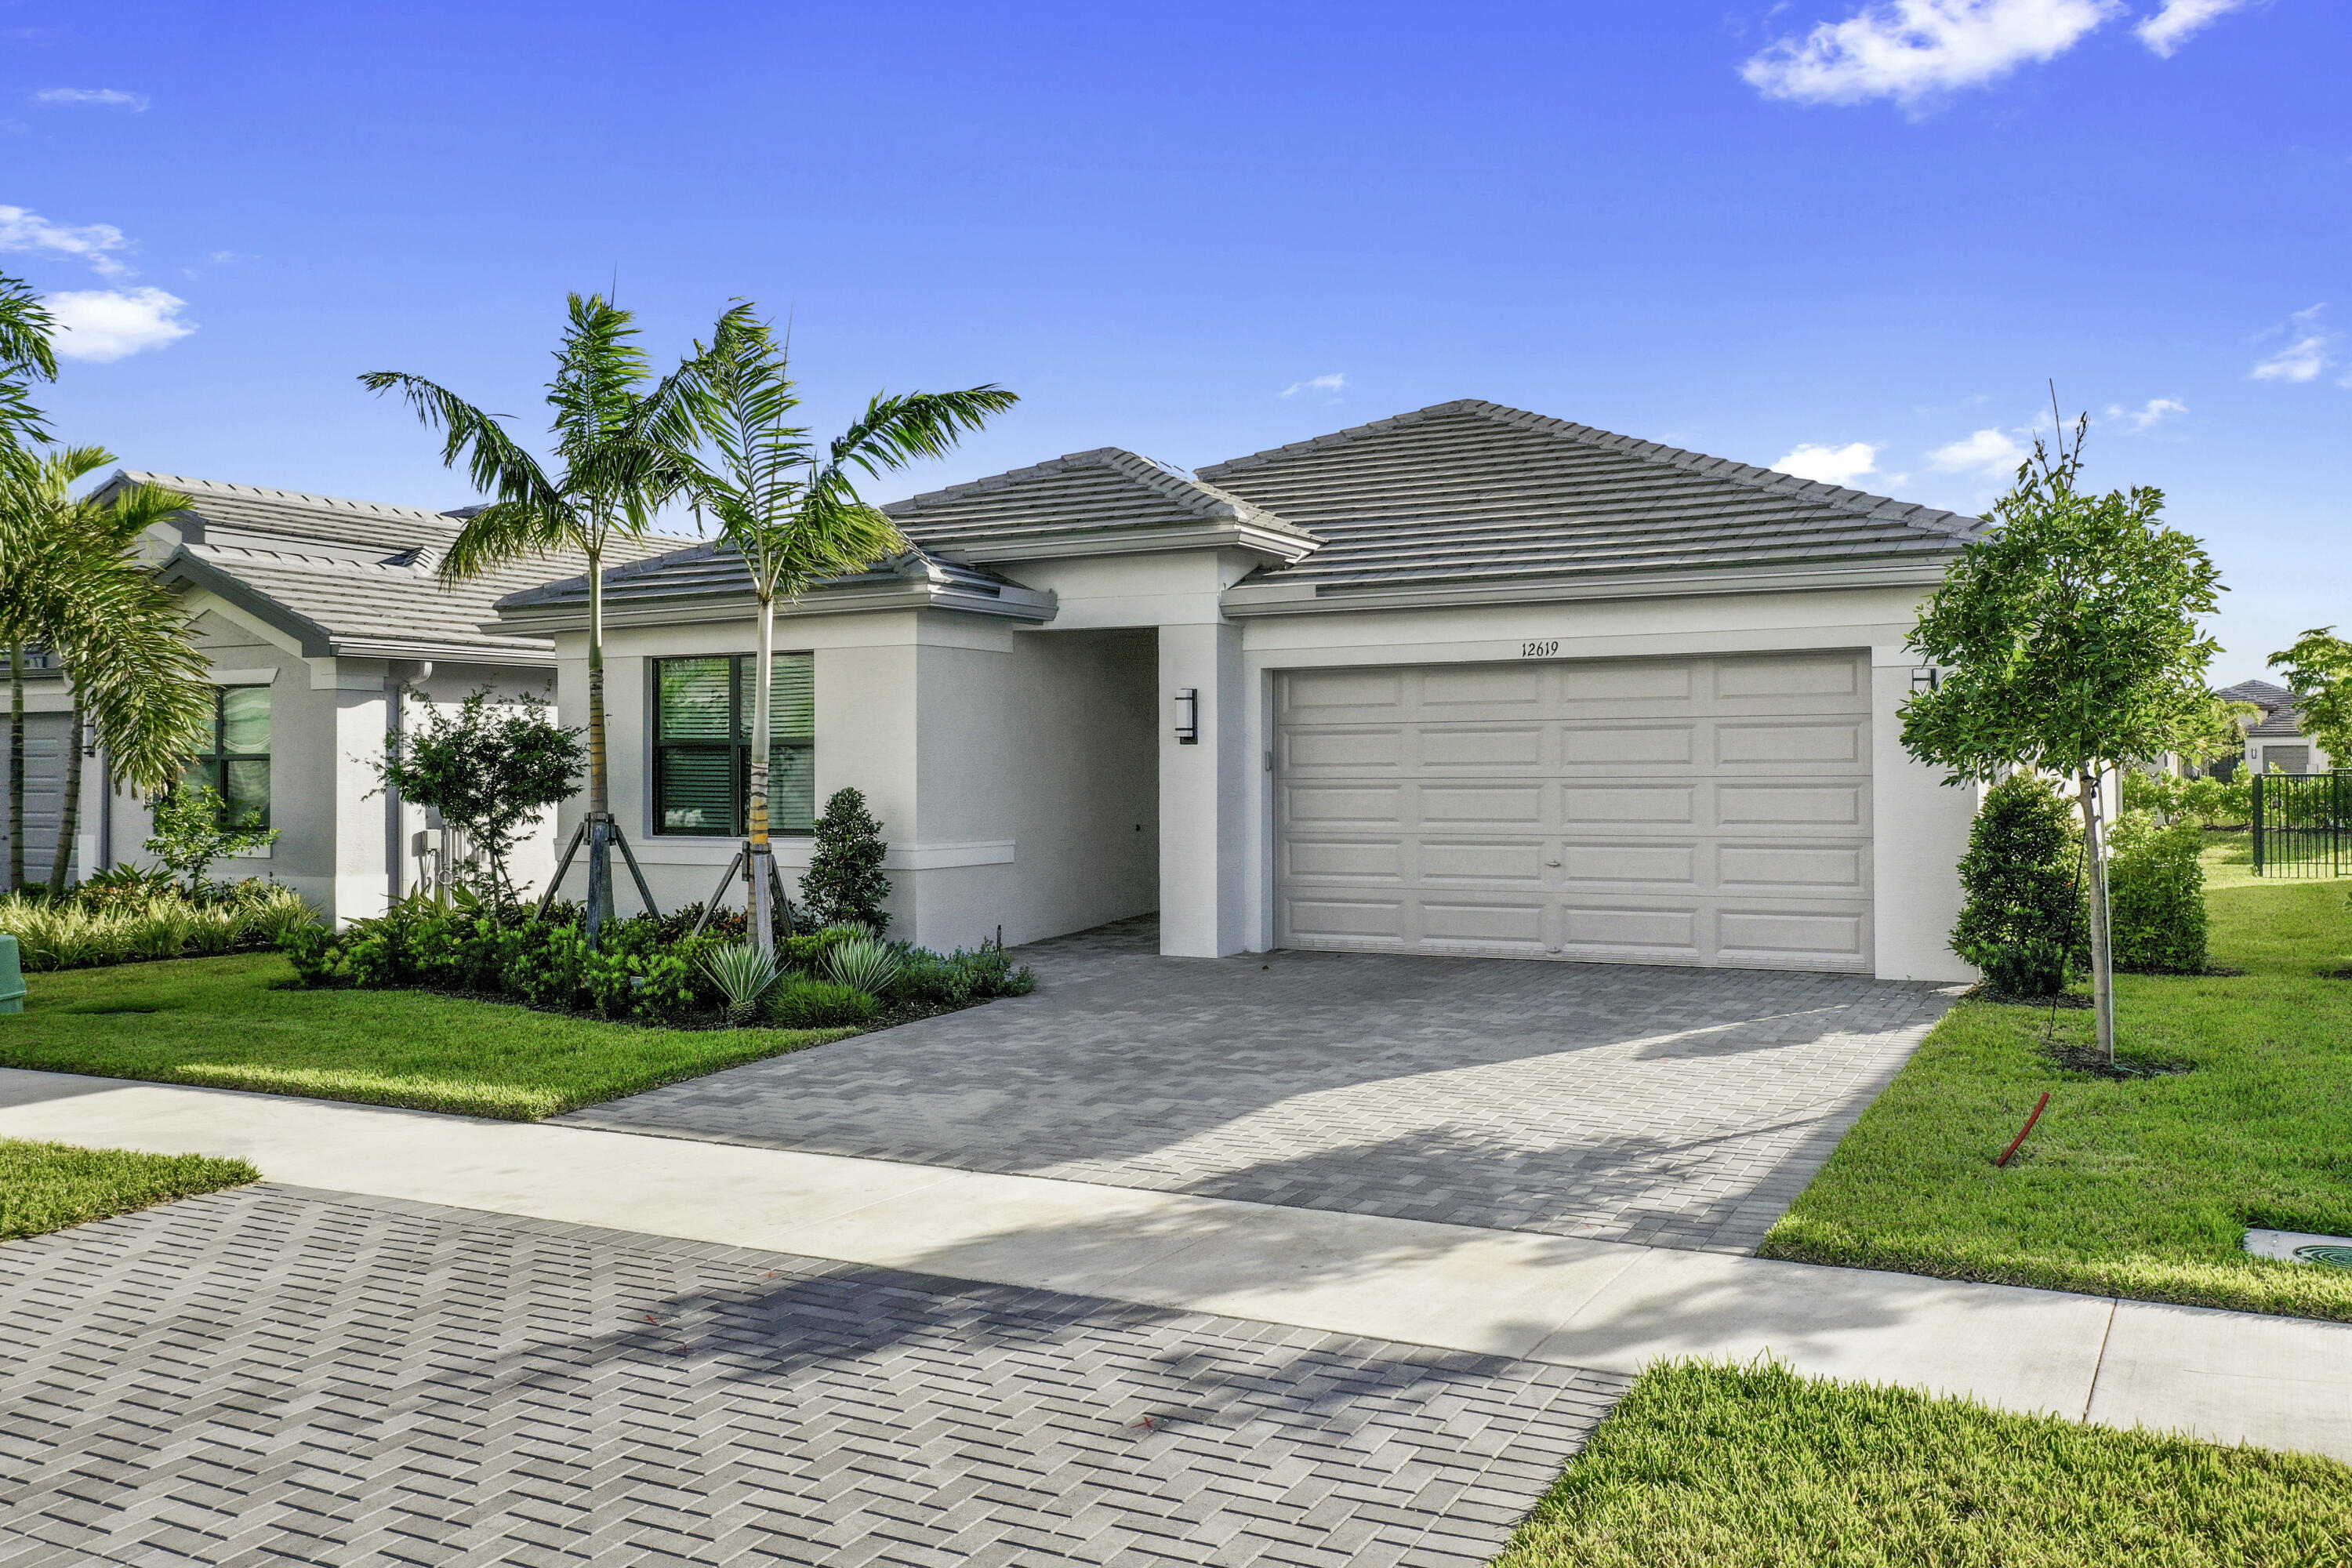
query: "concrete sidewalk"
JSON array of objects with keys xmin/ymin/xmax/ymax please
[{"xmin": 5, "ymin": 1067, "xmax": 2347, "ymax": 1464}]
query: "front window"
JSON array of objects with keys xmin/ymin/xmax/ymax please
[
  {"xmin": 185, "ymin": 684, "xmax": 271, "ymax": 826},
  {"xmin": 652, "ymin": 653, "xmax": 815, "ymax": 836}
]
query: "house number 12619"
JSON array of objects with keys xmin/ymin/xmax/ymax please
[{"xmin": 1520, "ymin": 640, "xmax": 1560, "ymax": 658}]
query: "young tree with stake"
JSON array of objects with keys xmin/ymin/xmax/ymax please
[
  {"xmin": 362, "ymin": 295, "xmax": 692, "ymax": 948},
  {"xmin": 1902, "ymin": 414, "xmax": 2223, "ymax": 1064},
  {"xmin": 672, "ymin": 303, "xmax": 1016, "ymax": 952}
]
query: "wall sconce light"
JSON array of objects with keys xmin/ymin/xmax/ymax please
[
  {"xmin": 1174, "ymin": 688, "xmax": 1199, "ymax": 746},
  {"xmin": 1910, "ymin": 666, "xmax": 1942, "ymax": 695}
]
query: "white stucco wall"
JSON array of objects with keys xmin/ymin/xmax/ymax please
[{"xmin": 564, "ymin": 608, "xmax": 1157, "ymax": 952}]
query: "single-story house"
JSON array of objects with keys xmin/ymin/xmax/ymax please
[
  {"xmin": 495, "ymin": 400, "xmax": 1986, "ymax": 981},
  {"xmin": 0, "ymin": 474, "xmax": 684, "ymax": 918},
  {"xmin": 2215, "ymin": 679, "xmax": 2332, "ymax": 776}
]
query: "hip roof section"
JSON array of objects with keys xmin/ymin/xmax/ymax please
[
  {"xmin": 883, "ymin": 448, "xmax": 1321, "ymax": 563},
  {"xmin": 1199, "ymin": 401, "xmax": 1983, "ymax": 602}
]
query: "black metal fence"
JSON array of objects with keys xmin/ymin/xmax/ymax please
[{"xmin": 2252, "ymin": 771, "xmax": 2352, "ymax": 877}]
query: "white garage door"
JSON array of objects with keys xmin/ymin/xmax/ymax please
[{"xmin": 1274, "ymin": 652, "xmax": 1873, "ymax": 972}]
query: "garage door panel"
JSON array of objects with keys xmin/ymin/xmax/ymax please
[
  {"xmin": 1275, "ymin": 652, "xmax": 1872, "ymax": 974},
  {"xmin": 1420, "ymin": 785, "xmax": 1544, "ymax": 826},
  {"xmin": 1560, "ymin": 841, "xmax": 1697, "ymax": 885},
  {"xmin": 1419, "ymin": 726, "xmax": 1544, "ymax": 768},
  {"xmin": 1563, "ymin": 724, "xmax": 1695, "ymax": 766},
  {"xmin": 1287, "ymin": 783, "xmax": 1407, "ymax": 825},
  {"xmin": 1420, "ymin": 839, "xmax": 1544, "ymax": 882},
  {"xmin": 1714, "ymin": 720, "xmax": 1864, "ymax": 767},
  {"xmin": 1560, "ymin": 784, "xmax": 1696, "ymax": 825},
  {"xmin": 1559, "ymin": 661, "xmax": 1693, "ymax": 705},
  {"xmin": 1718, "ymin": 843, "xmax": 1866, "ymax": 892},
  {"xmin": 1715, "ymin": 782, "xmax": 1866, "ymax": 829},
  {"xmin": 1717, "ymin": 908, "xmax": 1868, "ymax": 966},
  {"xmin": 1420, "ymin": 665, "xmax": 1545, "ymax": 710},
  {"xmin": 1285, "ymin": 896, "xmax": 1407, "ymax": 942},
  {"xmin": 1286, "ymin": 728, "xmax": 1405, "ymax": 770},
  {"xmin": 1284, "ymin": 839, "xmax": 1403, "ymax": 880},
  {"xmin": 1712, "ymin": 654, "xmax": 1863, "ymax": 703},
  {"xmin": 1560, "ymin": 904, "xmax": 1700, "ymax": 956},
  {"xmin": 1419, "ymin": 899, "xmax": 1547, "ymax": 946}
]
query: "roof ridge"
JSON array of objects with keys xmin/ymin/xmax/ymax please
[
  {"xmin": 1199, "ymin": 401, "xmax": 1984, "ymax": 542},
  {"xmin": 884, "ymin": 447, "xmax": 1316, "ymax": 541},
  {"xmin": 120, "ymin": 470, "xmax": 468, "ymax": 524}
]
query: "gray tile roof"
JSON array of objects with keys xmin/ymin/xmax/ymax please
[
  {"xmin": 124, "ymin": 473, "xmax": 692, "ymax": 661},
  {"xmin": 883, "ymin": 448, "xmax": 1319, "ymax": 561},
  {"xmin": 1200, "ymin": 401, "xmax": 1983, "ymax": 598},
  {"xmin": 2216, "ymin": 678, "xmax": 2292, "ymax": 710},
  {"xmin": 495, "ymin": 539, "xmax": 1054, "ymax": 623},
  {"xmin": 2246, "ymin": 706, "xmax": 2308, "ymax": 739}
]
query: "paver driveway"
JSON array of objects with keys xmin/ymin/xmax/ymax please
[
  {"xmin": 0, "ymin": 1185, "xmax": 1624, "ymax": 1567},
  {"xmin": 568, "ymin": 919, "xmax": 1954, "ymax": 1253}
]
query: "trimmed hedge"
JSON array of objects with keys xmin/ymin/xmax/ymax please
[{"xmin": 2109, "ymin": 809, "xmax": 2210, "ymax": 974}]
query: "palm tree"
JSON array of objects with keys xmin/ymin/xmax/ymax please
[
  {"xmin": 673, "ymin": 303, "xmax": 1017, "ymax": 950},
  {"xmin": 0, "ymin": 448, "xmax": 212, "ymax": 893},
  {"xmin": 0, "ymin": 272, "xmax": 58, "ymax": 480},
  {"xmin": 361, "ymin": 293, "xmax": 694, "ymax": 946}
]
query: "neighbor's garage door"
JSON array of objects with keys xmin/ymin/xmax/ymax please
[{"xmin": 1274, "ymin": 652, "xmax": 1873, "ymax": 972}]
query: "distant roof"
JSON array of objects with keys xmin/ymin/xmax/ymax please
[
  {"xmin": 884, "ymin": 447, "xmax": 1319, "ymax": 563},
  {"xmin": 1203, "ymin": 401, "xmax": 1982, "ymax": 608},
  {"xmin": 2216, "ymin": 678, "xmax": 2292, "ymax": 710},
  {"xmin": 120, "ymin": 472, "xmax": 691, "ymax": 662},
  {"xmin": 2247, "ymin": 706, "xmax": 2308, "ymax": 739}
]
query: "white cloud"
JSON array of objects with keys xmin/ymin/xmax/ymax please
[
  {"xmin": 33, "ymin": 87, "xmax": 149, "ymax": 111},
  {"xmin": 2105, "ymin": 396, "xmax": 2187, "ymax": 430},
  {"xmin": 1929, "ymin": 426, "xmax": 2029, "ymax": 475},
  {"xmin": 2136, "ymin": 0, "xmax": 2255, "ymax": 56},
  {"xmin": 2251, "ymin": 304, "xmax": 2332, "ymax": 383},
  {"xmin": 0, "ymin": 203, "xmax": 134, "ymax": 278},
  {"xmin": 1281, "ymin": 372, "xmax": 1346, "ymax": 399},
  {"xmin": 1773, "ymin": 441, "xmax": 1882, "ymax": 485},
  {"xmin": 45, "ymin": 287, "xmax": 194, "ymax": 361},
  {"xmin": 1741, "ymin": 0, "xmax": 2121, "ymax": 108}
]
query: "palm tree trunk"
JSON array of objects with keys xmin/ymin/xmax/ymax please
[
  {"xmin": 746, "ymin": 590, "xmax": 775, "ymax": 954},
  {"xmin": 2078, "ymin": 768, "xmax": 2116, "ymax": 1064},
  {"xmin": 7, "ymin": 641, "xmax": 23, "ymax": 895},
  {"xmin": 583, "ymin": 548, "xmax": 614, "ymax": 946},
  {"xmin": 47, "ymin": 693, "xmax": 82, "ymax": 898}
]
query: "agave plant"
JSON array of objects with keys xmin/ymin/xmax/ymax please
[
  {"xmin": 825, "ymin": 935, "xmax": 902, "ymax": 996},
  {"xmin": 702, "ymin": 942, "xmax": 780, "ymax": 1023}
]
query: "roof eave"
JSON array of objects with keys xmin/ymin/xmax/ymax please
[
  {"xmin": 327, "ymin": 636, "xmax": 556, "ymax": 668},
  {"xmin": 157, "ymin": 548, "xmax": 336, "ymax": 658},
  {"xmin": 1221, "ymin": 558, "xmax": 1955, "ymax": 617},
  {"xmin": 934, "ymin": 520, "xmax": 1319, "ymax": 566},
  {"xmin": 491, "ymin": 575, "xmax": 1059, "ymax": 636}
]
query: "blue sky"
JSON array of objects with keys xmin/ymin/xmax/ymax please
[{"xmin": 2, "ymin": 0, "xmax": 2341, "ymax": 676}]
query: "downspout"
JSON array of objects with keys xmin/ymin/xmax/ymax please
[
  {"xmin": 97, "ymin": 748, "xmax": 112, "ymax": 871},
  {"xmin": 384, "ymin": 662, "xmax": 431, "ymax": 906}
]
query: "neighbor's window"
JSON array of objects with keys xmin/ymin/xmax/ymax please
[
  {"xmin": 652, "ymin": 653, "xmax": 815, "ymax": 836},
  {"xmin": 184, "ymin": 684, "xmax": 272, "ymax": 826}
]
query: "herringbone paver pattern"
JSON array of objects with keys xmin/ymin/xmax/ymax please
[
  {"xmin": 566, "ymin": 919, "xmax": 1953, "ymax": 1252},
  {"xmin": 0, "ymin": 1185, "xmax": 1627, "ymax": 1568}
]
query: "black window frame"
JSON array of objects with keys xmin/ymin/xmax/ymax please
[
  {"xmin": 650, "ymin": 653, "xmax": 816, "ymax": 837},
  {"xmin": 185, "ymin": 684, "xmax": 272, "ymax": 828}
]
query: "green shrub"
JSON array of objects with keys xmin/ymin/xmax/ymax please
[
  {"xmin": 2108, "ymin": 810, "xmax": 2209, "ymax": 973},
  {"xmin": 764, "ymin": 978, "xmax": 877, "ymax": 1029},
  {"xmin": 1953, "ymin": 775, "xmax": 2084, "ymax": 995},
  {"xmin": 279, "ymin": 924, "xmax": 343, "ymax": 986},
  {"xmin": 800, "ymin": 789, "xmax": 891, "ymax": 934},
  {"xmin": 2120, "ymin": 769, "xmax": 2252, "ymax": 828},
  {"xmin": 825, "ymin": 935, "xmax": 902, "ymax": 995},
  {"xmin": 0, "ymin": 885, "xmax": 319, "ymax": 972},
  {"xmin": 702, "ymin": 942, "xmax": 782, "ymax": 1023}
]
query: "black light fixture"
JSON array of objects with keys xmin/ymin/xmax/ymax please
[
  {"xmin": 1911, "ymin": 666, "xmax": 1941, "ymax": 694},
  {"xmin": 1174, "ymin": 688, "xmax": 1199, "ymax": 745}
]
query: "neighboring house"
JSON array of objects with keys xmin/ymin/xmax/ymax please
[
  {"xmin": 495, "ymin": 400, "xmax": 1987, "ymax": 981},
  {"xmin": 0, "ymin": 475, "xmax": 684, "ymax": 920},
  {"xmin": 2215, "ymin": 678, "xmax": 2331, "ymax": 776}
]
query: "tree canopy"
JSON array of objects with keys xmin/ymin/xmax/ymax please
[{"xmin": 2267, "ymin": 627, "xmax": 2352, "ymax": 765}]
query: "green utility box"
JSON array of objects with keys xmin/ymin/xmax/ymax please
[{"xmin": 0, "ymin": 933, "xmax": 22, "ymax": 1014}]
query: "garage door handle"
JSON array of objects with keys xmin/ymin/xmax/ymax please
[{"xmin": 1545, "ymin": 860, "xmax": 1561, "ymax": 867}]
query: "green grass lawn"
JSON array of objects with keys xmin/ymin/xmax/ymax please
[
  {"xmin": 1762, "ymin": 844, "xmax": 2352, "ymax": 1319},
  {"xmin": 1, "ymin": 1137, "xmax": 258, "ymax": 1242},
  {"xmin": 1495, "ymin": 1360, "xmax": 2352, "ymax": 1568},
  {"xmin": 0, "ymin": 953, "xmax": 849, "ymax": 1120}
]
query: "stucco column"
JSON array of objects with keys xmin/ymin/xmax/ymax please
[
  {"xmin": 1158, "ymin": 621, "xmax": 1247, "ymax": 957},
  {"xmin": 1869, "ymin": 647, "xmax": 1977, "ymax": 982},
  {"xmin": 330, "ymin": 677, "xmax": 393, "ymax": 926}
]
